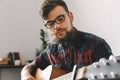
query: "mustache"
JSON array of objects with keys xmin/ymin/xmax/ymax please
[{"xmin": 55, "ymin": 28, "xmax": 66, "ymax": 33}]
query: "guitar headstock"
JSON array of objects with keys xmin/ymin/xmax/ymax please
[{"xmin": 84, "ymin": 55, "xmax": 120, "ymax": 80}]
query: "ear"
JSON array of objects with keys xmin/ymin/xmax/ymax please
[{"xmin": 68, "ymin": 12, "xmax": 74, "ymax": 22}]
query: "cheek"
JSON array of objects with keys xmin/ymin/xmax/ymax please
[
  {"xmin": 48, "ymin": 29, "xmax": 55, "ymax": 35},
  {"xmin": 65, "ymin": 17, "xmax": 73, "ymax": 28},
  {"xmin": 65, "ymin": 21, "xmax": 72, "ymax": 31},
  {"xmin": 67, "ymin": 26, "xmax": 72, "ymax": 32}
]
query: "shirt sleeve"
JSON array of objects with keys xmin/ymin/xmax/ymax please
[{"xmin": 35, "ymin": 51, "xmax": 50, "ymax": 70}]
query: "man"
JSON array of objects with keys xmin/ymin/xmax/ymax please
[{"xmin": 21, "ymin": 0, "xmax": 112, "ymax": 80}]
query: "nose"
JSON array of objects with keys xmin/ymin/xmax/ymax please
[{"xmin": 53, "ymin": 22, "xmax": 60, "ymax": 29}]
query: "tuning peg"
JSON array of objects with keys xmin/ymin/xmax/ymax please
[
  {"xmin": 99, "ymin": 58, "xmax": 106, "ymax": 62},
  {"xmin": 110, "ymin": 72, "xmax": 118, "ymax": 78},
  {"xmin": 100, "ymin": 72, "xmax": 107, "ymax": 78},
  {"xmin": 90, "ymin": 73, "xmax": 97, "ymax": 79},
  {"xmin": 109, "ymin": 55, "xmax": 115, "ymax": 60},
  {"xmin": 109, "ymin": 55, "xmax": 120, "ymax": 63},
  {"xmin": 99, "ymin": 58, "xmax": 110, "ymax": 65},
  {"xmin": 93, "ymin": 62, "xmax": 100, "ymax": 68}
]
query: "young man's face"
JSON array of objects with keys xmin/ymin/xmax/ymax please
[{"xmin": 44, "ymin": 6, "xmax": 74, "ymax": 41}]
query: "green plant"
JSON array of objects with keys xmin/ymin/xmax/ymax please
[{"xmin": 36, "ymin": 29, "xmax": 49, "ymax": 56}]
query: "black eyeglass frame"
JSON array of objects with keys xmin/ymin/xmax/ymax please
[{"xmin": 44, "ymin": 12, "xmax": 68, "ymax": 29}]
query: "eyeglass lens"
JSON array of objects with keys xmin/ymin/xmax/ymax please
[{"xmin": 45, "ymin": 14, "xmax": 65, "ymax": 29}]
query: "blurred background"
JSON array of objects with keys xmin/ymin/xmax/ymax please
[{"xmin": 0, "ymin": 0, "xmax": 120, "ymax": 80}]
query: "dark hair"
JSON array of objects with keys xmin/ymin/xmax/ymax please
[{"xmin": 40, "ymin": 0, "xmax": 69, "ymax": 20}]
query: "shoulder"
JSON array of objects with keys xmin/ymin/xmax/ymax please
[
  {"xmin": 74, "ymin": 28, "xmax": 105, "ymax": 43},
  {"xmin": 78, "ymin": 31, "xmax": 105, "ymax": 44}
]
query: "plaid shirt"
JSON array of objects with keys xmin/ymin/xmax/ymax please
[{"xmin": 35, "ymin": 28, "xmax": 112, "ymax": 72}]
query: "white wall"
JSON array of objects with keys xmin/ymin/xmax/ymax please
[
  {"xmin": 0, "ymin": 0, "xmax": 120, "ymax": 80},
  {"xmin": 0, "ymin": 0, "xmax": 120, "ymax": 64},
  {"xmin": 0, "ymin": 0, "xmax": 43, "ymax": 80},
  {"xmin": 0, "ymin": 0, "xmax": 44, "ymax": 64}
]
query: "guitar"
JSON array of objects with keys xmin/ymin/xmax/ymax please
[{"xmin": 35, "ymin": 55, "xmax": 120, "ymax": 80}]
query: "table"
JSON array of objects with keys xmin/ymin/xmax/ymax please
[{"xmin": 0, "ymin": 65, "xmax": 24, "ymax": 80}]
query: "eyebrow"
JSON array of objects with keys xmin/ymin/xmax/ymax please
[
  {"xmin": 48, "ymin": 14, "xmax": 62, "ymax": 22},
  {"xmin": 45, "ymin": 12, "xmax": 67, "ymax": 23}
]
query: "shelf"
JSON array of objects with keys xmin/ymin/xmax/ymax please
[{"xmin": 0, "ymin": 65, "xmax": 24, "ymax": 68}]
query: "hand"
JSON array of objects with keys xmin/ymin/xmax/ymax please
[{"xmin": 21, "ymin": 73, "xmax": 36, "ymax": 80}]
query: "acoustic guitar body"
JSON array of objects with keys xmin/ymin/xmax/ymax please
[
  {"xmin": 35, "ymin": 65, "xmax": 66, "ymax": 80},
  {"xmin": 35, "ymin": 55, "xmax": 120, "ymax": 80}
]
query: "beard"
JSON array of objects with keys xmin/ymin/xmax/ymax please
[{"xmin": 53, "ymin": 28, "xmax": 74, "ymax": 43}]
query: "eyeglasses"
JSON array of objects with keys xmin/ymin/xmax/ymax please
[{"xmin": 44, "ymin": 12, "xmax": 68, "ymax": 29}]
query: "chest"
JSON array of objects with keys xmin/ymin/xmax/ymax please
[{"xmin": 49, "ymin": 47, "xmax": 93, "ymax": 65}]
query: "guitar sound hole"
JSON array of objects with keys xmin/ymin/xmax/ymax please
[{"xmin": 79, "ymin": 77, "xmax": 88, "ymax": 80}]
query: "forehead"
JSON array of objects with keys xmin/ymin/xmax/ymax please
[{"xmin": 46, "ymin": 6, "xmax": 66, "ymax": 21}]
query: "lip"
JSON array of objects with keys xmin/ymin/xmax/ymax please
[{"xmin": 56, "ymin": 29, "xmax": 64, "ymax": 35}]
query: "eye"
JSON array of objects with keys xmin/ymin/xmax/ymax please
[
  {"xmin": 46, "ymin": 21, "xmax": 55, "ymax": 28},
  {"xmin": 56, "ymin": 15, "xmax": 65, "ymax": 23},
  {"xmin": 49, "ymin": 22, "xmax": 55, "ymax": 26}
]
